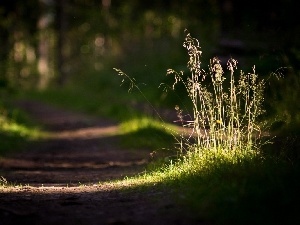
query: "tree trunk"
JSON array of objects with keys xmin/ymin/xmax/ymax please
[
  {"xmin": 56, "ymin": 0, "xmax": 68, "ymax": 86},
  {"xmin": 37, "ymin": 0, "xmax": 52, "ymax": 90}
]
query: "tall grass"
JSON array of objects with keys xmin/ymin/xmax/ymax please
[
  {"xmin": 112, "ymin": 32, "xmax": 300, "ymax": 225},
  {"xmin": 113, "ymin": 31, "xmax": 271, "ymax": 185},
  {"xmin": 167, "ymin": 31, "xmax": 266, "ymax": 154},
  {"xmin": 114, "ymin": 30, "xmax": 268, "ymax": 161}
]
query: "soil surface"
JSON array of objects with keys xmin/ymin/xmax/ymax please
[{"xmin": 0, "ymin": 100, "xmax": 205, "ymax": 225}]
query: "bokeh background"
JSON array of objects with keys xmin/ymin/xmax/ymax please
[{"xmin": 0, "ymin": 0, "xmax": 299, "ymax": 128}]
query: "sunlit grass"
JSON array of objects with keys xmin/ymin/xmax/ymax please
[
  {"xmin": 1, "ymin": 118, "xmax": 42, "ymax": 139},
  {"xmin": 111, "ymin": 147, "xmax": 259, "ymax": 186},
  {"xmin": 2, "ymin": 30, "xmax": 297, "ymax": 224},
  {"xmin": 0, "ymin": 176, "xmax": 8, "ymax": 188},
  {"xmin": 111, "ymin": 32, "xmax": 300, "ymax": 225},
  {"xmin": 104, "ymin": 146, "xmax": 299, "ymax": 225},
  {"xmin": 120, "ymin": 117, "xmax": 172, "ymax": 134},
  {"xmin": 0, "ymin": 113, "xmax": 45, "ymax": 155},
  {"xmin": 119, "ymin": 116, "xmax": 181, "ymax": 150}
]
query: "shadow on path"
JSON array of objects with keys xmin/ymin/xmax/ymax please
[
  {"xmin": 0, "ymin": 99, "xmax": 149, "ymax": 186},
  {"xmin": 0, "ymin": 100, "xmax": 204, "ymax": 225}
]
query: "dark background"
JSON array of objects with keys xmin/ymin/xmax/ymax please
[{"xmin": 0, "ymin": 0, "xmax": 299, "ymax": 127}]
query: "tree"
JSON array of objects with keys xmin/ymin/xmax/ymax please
[
  {"xmin": 0, "ymin": 1, "xmax": 39, "ymax": 88},
  {"xmin": 55, "ymin": 0, "xmax": 69, "ymax": 86}
]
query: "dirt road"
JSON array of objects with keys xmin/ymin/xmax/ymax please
[{"xmin": 0, "ymin": 100, "xmax": 204, "ymax": 225}]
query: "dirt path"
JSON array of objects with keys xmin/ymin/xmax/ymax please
[{"xmin": 0, "ymin": 100, "xmax": 203, "ymax": 225}]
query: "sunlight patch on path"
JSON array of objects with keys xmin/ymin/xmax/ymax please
[
  {"xmin": 0, "ymin": 179, "xmax": 145, "ymax": 194},
  {"xmin": 47, "ymin": 125, "xmax": 120, "ymax": 139},
  {"xmin": 0, "ymin": 185, "xmax": 107, "ymax": 194}
]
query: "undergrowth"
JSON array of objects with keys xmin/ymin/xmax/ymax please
[
  {"xmin": 120, "ymin": 117, "xmax": 177, "ymax": 150},
  {"xmin": 0, "ymin": 103, "xmax": 42, "ymax": 156},
  {"xmin": 114, "ymin": 31, "xmax": 299, "ymax": 225},
  {"xmin": 115, "ymin": 30, "xmax": 269, "ymax": 159},
  {"xmin": 167, "ymin": 31, "xmax": 267, "ymax": 153}
]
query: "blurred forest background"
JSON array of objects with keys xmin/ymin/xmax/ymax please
[
  {"xmin": 1, "ymin": 2, "xmax": 300, "ymax": 223},
  {"xmin": 0, "ymin": 0, "xmax": 300, "ymax": 127}
]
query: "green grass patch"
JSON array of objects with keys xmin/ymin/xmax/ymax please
[
  {"xmin": 0, "ymin": 111, "xmax": 43, "ymax": 156},
  {"xmin": 111, "ymin": 149, "xmax": 300, "ymax": 225},
  {"xmin": 119, "ymin": 117, "xmax": 178, "ymax": 150},
  {"xmin": 109, "ymin": 31, "xmax": 300, "ymax": 225},
  {"xmin": 176, "ymin": 153, "xmax": 300, "ymax": 225}
]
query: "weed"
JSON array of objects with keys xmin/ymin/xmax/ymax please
[
  {"xmin": 0, "ymin": 176, "xmax": 8, "ymax": 187},
  {"xmin": 113, "ymin": 30, "xmax": 269, "ymax": 164},
  {"xmin": 114, "ymin": 68, "xmax": 165, "ymax": 123},
  {"xmin": 167, "ymin": 30, "xmax": 267, "ymax": 153},
  {"xmin": 110, "ymin": 31, "xmax": 299, "ymax": 225}
]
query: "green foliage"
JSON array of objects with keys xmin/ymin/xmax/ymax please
[
  {"xmin": 113, "ymin": 31, "xmax": 300, "ymax": 225},
  {"xmin": 120, "ymin": 146, "xmax": 300, "ymax": 225},
  {"xmin": 0, "ymin": 108, "xmax": 41, "ymax": 156},
  {"xmin": 120, "ymin": 117, "xmax": 176, "ymax": 150},
  {"xmin": 265, "ymin": 66, "xmax": 300, "ymax": 133},
  {"xmin": 173, "ymin": 152, "xmax": 300, "ymax": 225}
]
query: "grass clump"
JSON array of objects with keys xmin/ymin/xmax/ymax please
[
  {"xmin": 114, "ymin": 31, "xmax": 300, "ymax": 224},
  {"xmin": 114, "ymin": 30, "xmax": 269, "ymax": 167},
  {"xmin": 167, "ymin": 30, "xmax": 267, "ymax": 153}
]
